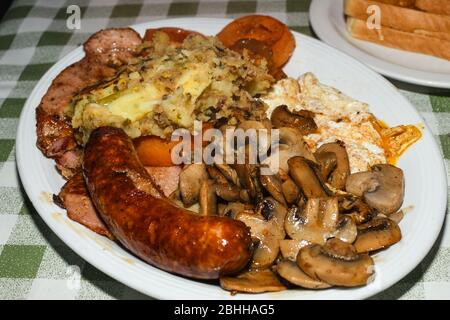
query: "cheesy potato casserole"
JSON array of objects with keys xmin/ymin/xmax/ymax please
[{"xmin": 67, "ymin": 32, "xmax": 274, "ymax": 144}]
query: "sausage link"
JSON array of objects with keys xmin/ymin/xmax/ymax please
[{"xmin": 83, "ymin": 127, "xmax": 252, "ymax": 279}]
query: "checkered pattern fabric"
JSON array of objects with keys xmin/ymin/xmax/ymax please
[{"xmin": 0, "ymin": 0, "xmax": 449, "ymax": 300}]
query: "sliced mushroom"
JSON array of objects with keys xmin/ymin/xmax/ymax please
[
  {"xmin": 281, "ymin": 178, "xmax": 300, "ymax": 204},
  {"xmin": 297, "ymin": 238, "xmax": 375, "ymax": 287},
  {"xmin": 168, "ymin": 189, "xmax": 203, "ymax": 213},
  {"xmin": 333, "ymin": 216, "xmax": 357, "ymax": 243},
  {"xmin": 255, "ymin": 197, "xmax": 287, "ymax": 235},
  {"xmin": 354, "ymin": 217, "xmax": 402, "ymax": 253},
  {"xmin": 233, "ymin": 163, "xmax": 255, "ymax": 195},
  {"xmin": 338, "ymin": 195, "xmax": 374, "ymax": 224},
  {"xmin": 288, "ymin": 156, "xmax": 328, "ymax": 198},
  {"xmin": 259, "ymin": 174, "xmax": 286, "ymax": 206},
  {"xmin": 215, "ymin": 163, "xmax": 240, "ymax": 186},
  {"xmin": 279, "ymin": 239, "xmax": 310, "ymax": 261},
  {"xmin": 220, "ymin": 269, "xmax": 286, "ymax": 293},
  {"xmin": 199, "ymin": 179, "xmax": 217, "ymax": 216},
  {"xmin": 237, "ymin": 198, "xmax": 287, "ymax": 268},
  {"xmin": 218, "ymin": 202, "xmax": 253, "ymax": 219},
  {"xmin": 207, "ymin": 164, "xmax": 242, "ymax": 203},
  {"xmin": 315, "ymin": 151, "xmax": 337, "ymax": 182},
  {"xmin": 236, "ymin": 213, "xmax": 280, "ymax": 268},
  {"xmin": 271, "ymin": 105, "xmax": 317, "ymax": 135},
  {"xmin": 266, "ymin": 127, "xmax": 316, "ymax": 174},
  {"xmin": 206, "ymin": 165, "xmax": 229, "ymax": 185},
  {"xmin": 233, "ymin": 162, "xmax": 263, "ymax": 203},
  {"xmin": 237, "ymin": 119, "xmax": 272, "ymax": 132},
  {"xmin": 315, "ymin": 141, "xmax": 350, "ymax": 190},
  {"xmin": 179, "ymin": 164, "xmax": 209, "ymax": 206},
  {"xmin": 284, "ymin": 198, "xmax": 339, "ymax": 245},
  {"xmin": 388, "ymin": 210, "xmax": 405, "ymax": 224},
  {"xmin": 215, "ymin": 183, "xmax": 240, "ymax": 202},
  {"xmin": 346, "ymin": 164, "xmax": 405, "ymax": 215},
  {"xmin": 277, "ymin": 259, "xmax": 331, "ymax": 289},
  {"xmin": 240, "ymin": 189, "xmax": 251, "ymax": 203}
]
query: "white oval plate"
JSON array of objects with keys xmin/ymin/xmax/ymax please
[
  {"xmin": 16, "ymin": 18, "xmax": 447, "ymax": 300},
  {"xmin": 310, "ymin": 0, "xmax": 450, "ymax": 88}
]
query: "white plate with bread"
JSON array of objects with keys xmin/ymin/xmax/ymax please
[{"xmin": 310, "ymin": 0, "xmax": 450, "ymax": 88}]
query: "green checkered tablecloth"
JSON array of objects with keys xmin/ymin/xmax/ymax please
[{"xmin": 0, "ymin": 0, "xmax": 449, "ymax": 300}]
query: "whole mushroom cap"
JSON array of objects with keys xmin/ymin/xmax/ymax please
[{"xmin": 346, "ymin": 164, "xmax": 405, "ymax": 215}]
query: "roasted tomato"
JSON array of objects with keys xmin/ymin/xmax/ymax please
[{"xmin": 217, "ymin": 15, "xmax": 295, "ymax": 74}]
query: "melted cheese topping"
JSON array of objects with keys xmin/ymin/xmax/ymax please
[
  {"xmin": 69, "ymin": 34, "xmax": 273, "ymax": 144},
  {"xmin": 107, "ymin": 83, "xmax": 164, "ymax": 122}
]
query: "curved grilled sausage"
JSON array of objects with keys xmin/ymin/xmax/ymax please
[{"xmin": 83, "ymin": 127, "xmax": 252, "ymax": 279}]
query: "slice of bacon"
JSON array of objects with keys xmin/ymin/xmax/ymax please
[
  {"xmin": 56, "ymin": 173, "xmax": 113, "ymax": 239},
  {"xmin": 36, "ymin": 28, "xmax": 142, "ymax": 178},
  {"xmin": 144, "ymin": 166, "xmax": 182, "ymax": 197}
]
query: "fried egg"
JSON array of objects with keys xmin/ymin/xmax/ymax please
[{"xmin": 261, "ymin": 72, "xmax": 387, "ymax": 173}]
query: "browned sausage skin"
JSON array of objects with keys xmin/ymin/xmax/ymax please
[{"xmin": 83, "ymin": 126, "xmax": 252, "ymax": 279}]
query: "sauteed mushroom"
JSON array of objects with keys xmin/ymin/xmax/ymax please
[
  {"xmin": 255, "ymin": 197, "xmax": 287, "ymax": 235},
  {"xmin": 215, "ymin": 163, "xmax": 240, "ymax": 186},
  {"xmin": 199, "ymin": 179, "xmax": 217, "ymax": 216},
  {"xmin": 297, "ymin": 238, "xmax": 375, "ymax": 287},
  {"xmin": 315, "ymin": 152, "xmax": 337, "ymax": 182},
  {"xmin": 277, "ymin": 260, "xmax": 331, "ymax": 289},
  {"xmin": 220, "ymin": 269, "xmax": 286, "ymax": 293},
  {"xmin": 215, "ymin": 183, "xmax": 240, "ymax": 202},
  {"xmin": 237, "ymin": 119, "xmax": 272, "ymax": 132},
  {"xmin": 218, "ymin": 202, "xmax": 252, "ymax": 219},
  {"xmin": 354, "ymin": 218, "xmax": 402, "ymax": 253},
  {"xmin": 334, "ymin": 216, "xmax": 357, "ymax": 243},
  {"xmin": 388, "ymin": 210, "xmax": 405, "ymax": 224},
  {"xmin": 266, "ymin": 127, "xmax": 316, "ymax": 174},
  {"xmin": 346, "ymin": 164, "xmax": 405, "ymax": 214},
  {"xmin": 259, "ymin": 174, "xmax": 286, "ymax": 206},
  {"xmin": 315, "ymin": 141, "xmax": 350, "ymax": 190},
  {"xmin": 237, "ymin": 198, "xmax": 287, "ymax": 268},
  {"xmin": 288, "ymin": 157, "xmax": 328, "ymax": 198},
  {"xmin": 240, "ymin": 189, "xmax": 252, "ymax": 203},
  {"xmin": 284, "ymin": 198, "xmax": 339, "ymax": 245},
  {"xmin": 271, "ymin": 105, "xmax": 317, "ymax": 135},
  {"xmin": 338, "ymin": 195, "xmax": 374, "ymax": 224},
  {"xmin": 235, "ymin": 212, "xmax": 281, "ymax": 268},
  {"xmin": 279, "ymin": 239, "xmax": 310, "ymax": 261},
  {"xmin": 207, "ymin": 165, "xmax": 229, "ymax": 185},
  {"xmin": 281, "ymin": 177, "xmax": 300, "ymax": 204},
  {"xmin": 179, "ymin": 164, "xmax": 209, "ymax": 206},
  {"xmin": 205, "ymin": 165, "xmax": 242, "ymax": 202},
  {"xmin": 233, "ymin": 163, "xmax": 260, "ymax": 201}
]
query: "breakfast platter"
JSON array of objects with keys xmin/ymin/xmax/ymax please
[{"xmin": 16, "ymin": 17, "xmax": 447, "ymax": 299}]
